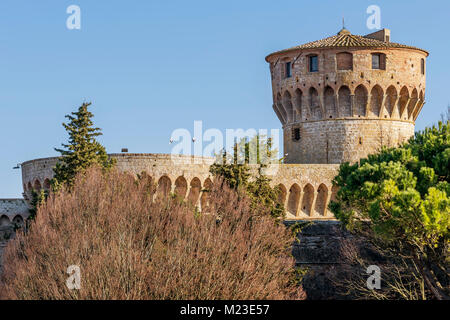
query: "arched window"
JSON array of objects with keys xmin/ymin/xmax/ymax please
[
  {"xmin": 421, "ymin": 58, "xmax": 425, "ymax": 75},
  {"xmin": 324, "ymin": 86, "xmax": 337, "ymax": 118},
  {"xmin": 0, "ymin": 215, "xmax": 10, "ymax": 227},
  {"xmin": 385, "ymin": 86, "xmax": 398, "ymax": 118},
  {"xmin": 157, "ymin": 176, "xmax": 172, "ymax": 199},
  {"xmin": 174, "ymin": 176, "xmax": 188, "ymax": 199},
  {"xmin": 314, "ymin": 184, "xmax": 328, "ymax": 216},
  {"xmin": 338, "ymin": 86, "xmax": 352, "ymax": 117},
  {"xmin": 309, "ymin": 87, "xmax": 322, "ymax": 120},
  {"xmin": 399, "ymin": 87, "xmax": 409, "ymax": 120},
  {"xmin": 336, "ymin": 52, "xmax": 353, "ymax": 70},
  {"xmin": 354, "ymin": 85, "xmax": 368, "ymax": 117},
  {"xmin": 301, "ymin": 184, "xmax": 314, "ymax": 216},
  {"xmin": 187, "ymin": 178, "xmax": 202, "ymax": 205},
  {"xmin": 282, "ymin": 91, "xmax": 294, "ymax": 123},
  {"xmin": 287, "ymin": 184, "xmax": 301, "ymax": 216},
  {"xmin": 13, "ymin": 215, "xmax": 24, "ymax": 228},
  {"xmin": 276, "ymin": 184, "xmax": 287, "ymax": 206},
  {"xmin": 413, "ymin": 91, "xmax": 424, "ymax": 120},
  {"xmin": 33, "ymin": 180, "xmax": 42, "ymax": 191},
  {"xmin": 43, "ymin": 178, "xmax": 51, "ymax": 191},
  {"xmin": 200, "ymin": 178, "xmax": 213, "ymax": 212},
  {"xmin": 369, "ymin": 85, "xmax": 383, "ymax": 117},
  {"xmin": 407, "ymin": 89, "xmax": 418, "ymax": 120},
  {"xmin": 276, "ymin": 93, "xmax": 287, "ymax": 124}
]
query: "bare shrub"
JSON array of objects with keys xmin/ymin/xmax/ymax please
[
  {"xmin": 0, "ymin": 167, "xmax": 304, "ymax": 300},
  {"xmin": 329, "ymin": 236, "xmax": 432, "ymax": 300}
]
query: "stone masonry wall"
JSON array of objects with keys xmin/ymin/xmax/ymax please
[
  {"xmin": 0, "ymin": 199, "xmax": 29, "ymax": 269},
  {"xmin": 21, "ymin": 154, "xmax": 339, "ymax": 220},
  {"xmin": 267, "ymin": 46, "xmax": 427, "ymax": 164},
  {"xmin": 284, "ymin": 119, "xmax": 414, "ymax": 164}
]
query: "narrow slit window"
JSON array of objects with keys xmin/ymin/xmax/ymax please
[{"xmin": 293, "ymin": 128, "xmax": 300, "ymax": 141}]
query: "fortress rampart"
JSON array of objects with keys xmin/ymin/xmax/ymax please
[{"xmin": 21, "ymin": 154, "xmax": 339, "ymax": 220}]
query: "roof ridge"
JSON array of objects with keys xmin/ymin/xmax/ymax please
[{"xmin": 266, "ymin": 31, "xmax": 428, "ymax": 61}]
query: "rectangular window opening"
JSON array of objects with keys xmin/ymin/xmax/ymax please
[
  {"xmin": 292, "ymin": 128, "xmax": 301, "ymax": 141},
  {"xmin": 309, "ymin": 56, "xmax": 318, "ymax": 72},
  {"xmin": 285, "ymin": 62, "xmax": 292, "ymax": 78},
  {"xmin": 372, "ymin": 54, "xmax": 380, "ymax": 69},
  {"xmin": 372, "ymin": 53, "xmax": 386, "ymax": 70}
]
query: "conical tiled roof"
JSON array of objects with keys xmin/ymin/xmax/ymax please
[{"xmin": 266, "ymin": 29, "xmax": 428, "ymax": 61}]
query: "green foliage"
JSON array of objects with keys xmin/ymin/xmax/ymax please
[
  {"xmin": 210, "ymin": 135, "xmax": 285, "ymax": 222},
  {"xmin": 52, "ymin": 102, "xmax": 115, "ymax": 190},
  {"xmin": 330, "ymin": 121, "xmax": 450, "ymax": 299},
  {"xmin": 28, "ymin": 189, "xmax": 47, "ymax": 221},
  {"xmin": 246, "ymin": 175, "xmax": 285, "ymax": 221},
  {"xmin": 210, "ymin": 163, "xmax": 250, "ymax": 190}
]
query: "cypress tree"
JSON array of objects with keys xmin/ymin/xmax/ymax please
[{"xmin": 52, "ymin": 102, "xmax": 115, "ymax": 190}]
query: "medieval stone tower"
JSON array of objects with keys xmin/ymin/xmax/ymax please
[
  {"xmin": 6, "ymin": 27, "xmax": 431, "ymax": 224},
  {"xmin": 266, "ymin": 28, "xmax": 428, "ymax": 164}
]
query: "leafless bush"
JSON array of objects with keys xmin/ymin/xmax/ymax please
[
  {"xmin": 330, "ymin": 237, "xmax": 430, "ymax": 300},
  {"xmin": 0, "ymin": 167, "xmax": 304, "ymax": 300}
]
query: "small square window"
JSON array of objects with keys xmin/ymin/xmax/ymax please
[
  {"xmin": 372, "ymin": 53, "xmax": 386, "ymax": 70},
  {"xmin": 309, "ymin": 56, "xmax": 318, "ymax": 72},
  {"xmin": 285, "ymin": 62, "xmax": 292, "ymax": 78}
]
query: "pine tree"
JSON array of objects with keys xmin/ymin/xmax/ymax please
[
  {"xmin": 52, "ymin": 102, "xmax": 115, "ymax": 190},
  {"xmin": 330, "ymin": 121, "xmax": 450, "ymax": 299}
]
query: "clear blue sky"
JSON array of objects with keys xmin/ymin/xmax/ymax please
[{"xmin": 0, "ymin": 0, "xmax": 448, "ymax": 198}]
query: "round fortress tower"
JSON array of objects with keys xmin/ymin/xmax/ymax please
[{"xmin": 266, "ymin": 28, "xmax": 429, "ymax": 164}]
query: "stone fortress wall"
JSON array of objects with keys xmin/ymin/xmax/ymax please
[
  {"xmin": 15, "ymin": 28, "xmax": 428, "ymax": 224},
  {"xmin": 18, "ymin": 29, "xmax": 428, "ymax": 223},
  {"xmin": 0, "ymin": 199, "xmax": 29, "ymax": 228},
  {"xmin": 1, "ymin": 28, "xmax": 429, "ymax": 295},
  {"xmin": 21, "ymin": 154, "xmax": 340, "ymax": 220},
  {"xmin": 0, "ymin": 199, "xmax": 29, "ymax": 265}
]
